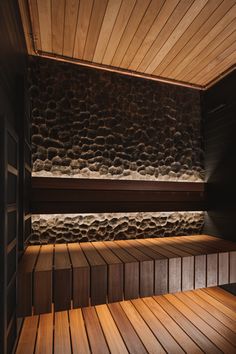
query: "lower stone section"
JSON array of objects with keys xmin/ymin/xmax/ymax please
[{"xmin": 30, "ymin": 212, "xmax": 204, "ymax": 244}]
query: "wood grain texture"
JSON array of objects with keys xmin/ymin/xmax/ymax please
[
  {"xmin": 108, "ymin": 302, "xmax": 148, "ymax": 354},
  {"xmin": 37, "ymin": 0, "xmax": 52, "ymax": 52},
  {"xmin": 63, "ymin": 0, "xmax": 80, "ymax": 57},
  {"xmin": 16, "ymin": 287, "xmax": 236, "ymax": 354},
  {"xmin": 16, "ymin": 316, "xmax": 38, "ymax": 354},
  {"xmin": 73, "ymin": 0, "xmax": 93, "ymax": 58},
  {"xmin": 35, "ymin": 313, "xmax": 53, "ymax": 354},
  {"xmin": 117, "ymin": 239, "xmax": 154, "ymax": 297},
  {"xmin": 132, "ymin": 298, "xmax": 185, "ymax": 353},
  {"xmin": 96, "ymin": 304, "xmax": 129, "ymax": 354},
  {"xmin": 34, "ymin": 245, "xmax": 53, "ymax": 315},
  {"xmin": 54, "ymin": 244, "xmax": 72, "ymax": 311},
  {"xmin": 17, "ymin": 235, "xmax": 236, "ymax": 315},
  {"xmin": 68, "ymin": 243, "xmax": 90, "ymax": 307},
  {"xmin": 51, "ymin": 0, "xmax": 65, "ymax": 55},
  {"xmin": 20, "ymin": 0, "xmax": 236, "ymax": 87},
  {"xmin": 80, "ymin": 242, "xmax": 107, "ymax": 305},
  {"xmin": 82, "ymin": 306, "xmax": 110, "ymax": 354},
  {"xmin": 54, "ymin": 311, "xmax": 71, "ymax": 354},
  {"xmin": 104, "ymin": 241, "xmax": 139, "ymax": 300},
  {"xmin": 69, "ymin": 309, "xmax": 90, "ymax": 354},
  {"xmin": 92, "ymin": 241, "xmax": 123, "ymax": 303}
]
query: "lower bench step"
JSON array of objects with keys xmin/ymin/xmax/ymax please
[
  {"xmin": 16, "ymin": 287, "xmax": 236, "ymax": 354},
  {"xmin": 17, "ymin": 234, "xmax": 236, "ymax": 316}
]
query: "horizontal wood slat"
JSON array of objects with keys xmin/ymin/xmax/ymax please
[
  {"xmin": 17, "ymin": 235, "xmax": 236, "ymax": 316},
  {"xmin": 31, "ymin": 177, "xmax": 205, "ymax": 213}
]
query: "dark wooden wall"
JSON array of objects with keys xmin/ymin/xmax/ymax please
[
  {"xmin": 0, "ymin": 1, "xmax": 29, "ymax": 353},
  {"xmin": 203, "ymin": 70, "xmax": 236, "ymax": 242}
]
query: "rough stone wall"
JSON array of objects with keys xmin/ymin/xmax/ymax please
[
  {"xmin": 29, "ymin": 57, "xmax": 204, "ymax": 181},
  {"xmin": 30, "ymin": 212, "xmax": 204, "ymax": 244}
]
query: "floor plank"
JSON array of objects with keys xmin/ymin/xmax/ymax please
[
  {"xmin": 142, "ymin": 296, "xmax": 203, "ymax": 354},
  {"xmin": 154, "ymin": 295, "xmax": 221, "ymax": 354},
  {"xmin": 16, "ymin": 316, "xmax": 38, "ymax": 354},
  {"xmin": 165, "ymin": 293, "xmax": 235, "ymax": 353},
  {"xmin": 96, "ymin": 304, "xmax": 129, "ymax": 354},
  {"xmin": 108, "ymin": 302, "xmax": 148, "ymax": 354},
  {"xmin": 196, "ymin": 289, "xmax": 236, "ymax": 321},
  {"xmin": 82, "ymin": 306, "xmax": 109, "ymax": 354},
  {"xmin": 120, "ymin": 300, "xmax": 165, "ymax": 354},
  {"xmin": 54, "ymin": 311, "xmax": 71, "ymax": 354},
  {"xmin": 184, "ymin": 290, "xmax": 236, "ymax": 333},
  {"xmin": 131, "ymin": 298, "xmax": 185, "ymax": 353},
  {"xmin": 175, "ymin": 292, "xmax": 236, "ymax": 346},
  {"xmin": 35, "ymin": 313, "xmax": 53, "ymax": 354},
  {"xmin": 69, "ymin": 309, "xmax": 90, "ymax": 354},
  {"xmin": 203, "ymin": 287, "xmax": 236, "ymax": 312}
]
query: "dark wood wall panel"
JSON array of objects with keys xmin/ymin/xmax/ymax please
[
  {"xmin": 0, "ymin": 0, "xmax": 27, "ymax": 353},
  {"xmin": 203, "ymin": 69, "xmax": 236, "ymax": 242}
]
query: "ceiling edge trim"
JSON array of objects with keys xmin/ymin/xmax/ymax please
[{"xmin": 34, "ymin": 51, "xmax": 204, "ymax": 91}]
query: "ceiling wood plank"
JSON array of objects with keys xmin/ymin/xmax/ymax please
[
  {"xmin": 73, "ymin": 0, "xmax": 93, "ymax": 59},
  {"xmin": 111, "ymin": 0, "xmax": 151, "ymax": 67},
  {"xmin": 201, "ymin": 60, "xmax": 236, "ymax": 86},
  {"xmin": 63, "ymin": 0, "xmax": 80, "ymax": 57},
  {"xmin": 145, "ymin": 0, "xmax": 208, "ymax": 74},
  {"xmin": 37, "ymin": 0, "xmax": 52, "ymax": 52},
  {"xmin": 173, "ymin": 3, "xmax": 236, "ymax": 80},
  {"xmin": 93, "ymin": 0, "xmax": 122, "ymax": 64},
  {"xmin": 28, "ymin": 0, "xmax": 42, "ymax": 51},
  {"xmin": 83, "ymin": 0, "xmax": 108, "ymax": 61},
  {"xmin": 129, "ymin": 0, "xmax": 183, "ymax": 71},
  {"xmin": 51, "ymin": 0, "xmax": 65, "ymax": 55},
  {"xmin": 102, "ymin": 0, "xmax": 136, "ymax": 65},
  {"xmin": 19, "ymin": 0, "xmax": 236, "ymax": 87},
  {"xmin": 162, "ymin": 0, "xmax": 236, "ymax": 78},
  {"xmin": 120, "ymin": 0, "xmax": 164, "ymax": 69},
  {"xmin": 152, "ymin": 0, "xmax": 222, "ymax": 76},
  {"xmin": 192, "ymin": 40, "xmax": 236, "ymax": 85},
  {"xmin": 182, "ymin": 20, "xmax": 236, "ymax": 82}
]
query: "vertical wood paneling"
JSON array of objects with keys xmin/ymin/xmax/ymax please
[
  {"xmin": 129, "ymin": 0, "xmax": 181, "ymax": 71},
  {"xmin": 73, "ymin": 0, "xmax": 93, "ymax": 58},
  {"xmin": 182, "ymin": 22, "xmax": 236, "ymax": 82},
  {"xmin": 145, "ymin": 0, "xmax": 208, "ymax": 74},
  {"xmin": 111, "ymin": 0, "xmax": 151, "ymax": 67},
  {"xmin": 102, "ymin": 0, "xmax": 136, "ymax": 65},
  {"xmin": 37, "ymin": 0, "xmax": 52, "ymax": 52},
  {"xmin": 63, "ymin": 0, "xmax": 80, "ymax": 57},
  {"xmin": 83, "ymin": 0, "xmax": 108, "ymax": 61},
  {"xmin": 153, "ymin": 0, "xmax": 222, "ymax": 76},
  {"xmin": 93, "ymin": 0, "xmax": 122, "ymax": 63},
  {"xmin": 194, "ymin": 42, "xmax": 236, "ymax": 85},
  {"xmin": 120, "ymin": 0, "xmax": 164, "ymax": 68},
  {"xmin": 51, "ymin": 0, "xmax": 65, "ymax": 55},
  {"xmin": 171, "ymin": 3, "xmax": 236, "ymax": 80}
]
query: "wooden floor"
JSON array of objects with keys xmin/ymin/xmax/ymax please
[
  {"xmin": 16, "ymin": 287, "xmax": 236, "ymax": 354},
  {"xmin": 18, "ymin": 235, "xmax": 236, "ymax": 316}
]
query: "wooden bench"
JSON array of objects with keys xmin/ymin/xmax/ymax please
[{"xmin": 17, "ymin": 234, "xmax": 236, "ymax": 316}]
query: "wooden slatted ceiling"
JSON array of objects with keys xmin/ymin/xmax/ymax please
[
  {"xmin": 19, "ymin": 0, "xmax": 236, "ymax": 88},
  {"xmin": 16, "ymin": 287, "xmax": 236, "ymax": 354}
]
